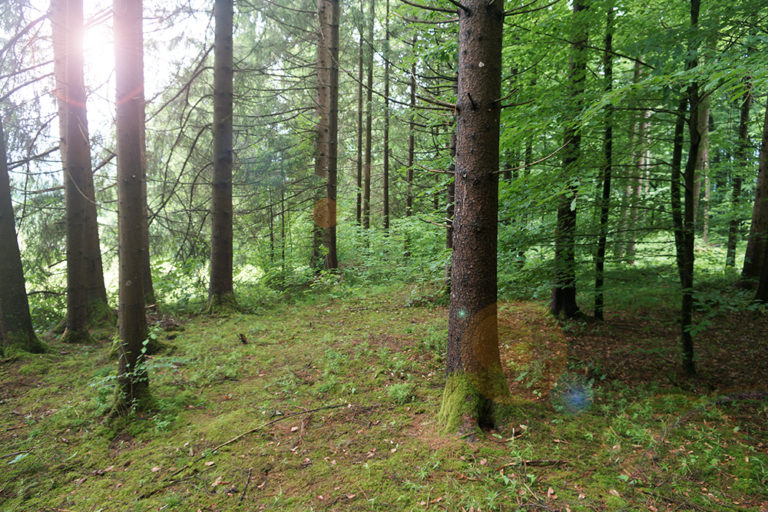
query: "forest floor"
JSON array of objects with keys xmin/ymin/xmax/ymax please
[{"xmin": 1, "ymin": 277, "xmax": 767, "ymax": 511}]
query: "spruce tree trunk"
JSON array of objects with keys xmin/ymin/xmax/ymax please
[
  {"xmin": 208, "ymin": 0, "xmax": 236, "ymax": 309},
  {"xmin": 52, "ymin": 0, "xmax": 111, "ymax": 339},
  {"xmin": 113, "ymin": 0, "xmax": 149, "ymax": 412},
  {"xmin": 0, "ymin": 117, "xmax": 43, "ymax": 354},
  {"xmin": 362, "ymin": 0, "xmax": 374, "ymax": 230},
  {"xmin": 356, "ymin": 9, "xmax": 364, "ymax": 226},
  {"xmin": 314, "ymin": 0, "xmax": 339, "ymax": 269},
  {"xmin": 439, "ymin": 0, "xmax": 509, "ymax": 433},
  {"xmin": 742, "ymin": 94, "xmax": 768, "ymax": 281},
  {"xmin": 444, "ymin": 128, "xmax": 456, "ymax": 294},
  {"xmin": 406, "ymin": 36, "xmax": 416, "ymax": 218},
  {"xmin": 551, "ymin": 0, "xmax": 588, "ymax": 319},
  {"xmin": 757, "ymin": 238, "xmax": 768, "ymax": 302},
  {"xmin": 382, "ymin": 0, "xmax": 390, "ymax": 231},
  {"xmin": 594, "ymin": 5, "xmax": 613, "ymax": 321}
]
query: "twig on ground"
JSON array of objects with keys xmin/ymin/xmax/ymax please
[
  {"xmin": 139, "ymin": 403, "xmax": 348, "ymax": 500},
  {"xmin": 239, "ymin": 467, "xmax": 252, "ymax": 504},
  {"xmin": 497, "ymin": 459, "xmax": 567, "ymax": 470}
]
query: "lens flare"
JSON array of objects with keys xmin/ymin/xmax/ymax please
[{"xmin": 551, "ymin": 373, "xmax": 593, "ymax": 415}]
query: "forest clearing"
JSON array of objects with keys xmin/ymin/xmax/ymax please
[{"xmin": 2, "ymin": 274, "xmax": 768, "ymax": 511}]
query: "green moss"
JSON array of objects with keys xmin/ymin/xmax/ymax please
[
  {"xmin": 438, "ymin": 370, "xmax": 512, "ymax": 433},
  {"xmin": 6, "ymin": 328, "xmax": 45, "ymax": 353},
  {"xmin": 204, "ymin": 292, "xmax": 239, "ymax": 314},
  {"xmin": 60, "ymin": 327, "xmax": 95, "ymax": 344},
  {"xmin": 87, "ymin": 299, "xmax": 117, "ymax": 327}
]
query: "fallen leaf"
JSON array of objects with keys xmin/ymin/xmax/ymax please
[
  {"xmin": 151, "ymin": 466, "xmax": 161, "ymax": 473},
  {"xmin": 205, "ymin": 461, "xmax": 215, "ymax": 467},
  {"xmin": 609, "ymin": 489, "xmax": 620, "ymax": 497}
]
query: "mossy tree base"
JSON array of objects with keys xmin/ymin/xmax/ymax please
[
  {"xmin": 438, "ymin": 371, "xmax": 512, "ymax": 433},
  {"xmin": 6, "ymin": 329, "xmax": 45, "ymax": 354},
  {"xmin": 204, "ymin": 292, "xmax": 238, "ymax": 315},
  {"xmin": 109, "ymin": 385, "xmax": 152, "ymax": 419},
  {"xmin": 60, "ymin": 328, "xmax": 95, "ymax": 345},
  {"xmin": 87, "ymin": 300, "xmax": 117, "ymax": 327}
]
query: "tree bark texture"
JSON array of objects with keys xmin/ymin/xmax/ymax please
[
  {"xmin": 594, "ymin": 5, "xmax": 613, "ymax": 321},
  {"xmin": 208, "ymin": 0, "xmax": 236, "ymax": 308},
  {"xmin": 692, "ymin": 91, "xmax": 711, "ymax": 228},
  {"xmin": 382, "ymin": 0, "xmax": 390, "ymax": 230},
  {"xmin": 406, "ymin": 37, "xmax": 416, "ymax": 218},
  {"xmin": 314, "ymin": 0, "xmax": 339, "ymax": 269},
  {"xmin": 551, "ymin": 0, "xmax": 588, "ymax": 319},
  {"xmin": 742, "ymin": 94, "xmax": 768, "ymax": 281},
  {"xmin": 677, "ymin": 0, "xmax": 701, "ymax": 376},
  {"xmin": 725, "ymin": 82, "xmax": 749, "ymax": 268},
  {"xmin": 0, "ymin": 117, "xmax": 43, "ymax": 353},
  {"xmin": 114, "ymin": 0, "xmax": 149, "ymax": 411},
  {"xmin": 355, "ymin": 0, "xmax": 364, "ymax": 225},
  {"xmin": 362, "ymin": 0, "xmax": 374, "ymax": 230},
  {"xmin": 52, "ymin": 0, "xmax": 111, "ymax": 340},
  {"xmin": 439, "ymin": 0, "xmax": 509, "ymax": 432}
]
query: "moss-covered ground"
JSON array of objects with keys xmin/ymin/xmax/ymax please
[{"xmin": 1, "ymin": 281, "xmax": 767, "ymax": 511}]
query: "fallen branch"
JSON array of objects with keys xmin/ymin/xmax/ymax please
[
  {"xmin": 139, "ymin": 403, "xmax": 348, "ymax": 499},
  {"xmin": 239, "ymin": 467, "xmax": 252, "ymax": 504},
  {"xmin": 497, "ymin": 459, "xmax": 567, "ymax": 470}
]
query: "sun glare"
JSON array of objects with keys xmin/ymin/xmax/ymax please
[{"xmin": 82, "ymin": 17, "xmax": 115, "ymax": 91}]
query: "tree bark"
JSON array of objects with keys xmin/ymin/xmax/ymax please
[
  {"xmin": 551, "ymin": 0, "xmax": 588, "ymax": 319},
  {"xmin": 439, "ymin": 0, "xmax": 509, "ymax": 432},
  {"xmin": 362, "ymin": 0, "xmax": 375, "ymax": 230},
  {"xmin": 314, "ymin": 0, "xmax": 339, "ymax": 269},
  {"xmin": 208, "ymin": 0, "xmax": 236, "ymax": 310},
  {"xmin": 382, "ymin": 0, "xmax": 390, "ymax": 231},
  {"xmin": 729, "ymin": 84, "xmax": 752, "ymax": 267},
  {"xmin": 406, "ymin": 36, "xmax": 416, "ymax": 218},
  {"xmin": 692, "ymin": 91, "xmax": 711, "ymax": 228},
  {"xmin": 52, "ymin": 0, "xmax": 111, "ymax": 341},
  {"xmin": 741, "ymin": 94, "xmax": 768, "ymax": 281},
  {"xmin": 0, "ymin": 116, "xmax": 43, "ymax": 354},
  {"xmin": 594, "ymin": 5, "xmax": 613, "ymax": 321},
  {"xmin": 677, "ymin": 0, "xmax": 701, "ymax": 377},
  {"xmin": 355, "ymin": 0, "xmax": 364, "ymax": 225},
  {"xmin": 113, "ymin": 0, "xmax": 150, "ymax": 412}
]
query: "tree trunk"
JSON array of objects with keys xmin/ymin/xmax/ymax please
[
  {"xmin": 314, "ymin": 0, "xmax": 339, "ymax": 270},
  {"xmin": 52, "ymin": 0, "xmax": 111, "ymax": 341},
  {"xmin": 594, "ymin": 5, "xmax": 613, "ymax": 321},
  {"xmin": 676, "ymin": 0, "xmax": 701, "ymax": 377},
  {"xmin": 551, "ymin": 0, "xmax": 588, "ymax": 319},
  {"xmin": 741, "ymin": 94, "xmax": 768, "ymax": 281},
  {"xmin": 406, "ymin": 37, "xmax": 416, "ymax": 218},
  {"xmin": 355, "ymin": 0, "xmax": 364, "ymax": 226},
  {"xmin": 382, "ymin": 0, "xmax": 390, "ymax": 231},
  {"xmin": 0, "ymin": 117, "xmax": 43, "ymax": 354},
  {"xmin": 692, "ymin": 91, "xmax": 711, "ymax": 228},
  {"xmin": 757, "ymin": 237, "xmax": 768, "ymax": 302},
  {"xmin": 726, "ymin": 87, "xmax": 751, "ymax": 265},
  {"xmin": 362, "ymin": 0, "xmax": 374, "ymax": 230},
  {"xmin": 439, "ymin": 0, "xmax": 509, "ymax": 433},
  {"xmin": 207, "ymin": 0, "xmax": 236, "ymax": 310},
  {"xmin": 113, "ymin": 0, "xmax": 150, "ymax": 412},
  {"xmin": 140, "ymin": 109, "xmax": 155, "ymax": 309},
  {"xmin": 444, "ymin": 128, "xmax": 456, "ymax": 294}
]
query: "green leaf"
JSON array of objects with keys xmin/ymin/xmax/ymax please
[{"xmin": 7, "ymin": 452, "xmax": 29, "ymax": 465}]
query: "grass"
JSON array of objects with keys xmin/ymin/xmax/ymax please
[{"xmin": 1, "ymin": 271, "xmax": 767, "ymax": 511}]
